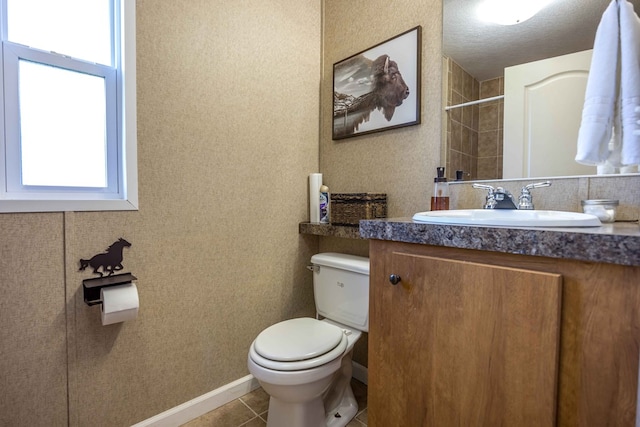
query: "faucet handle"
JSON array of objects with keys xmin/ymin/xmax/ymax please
[
  {"xmin": 518, "ymin": 181, "xmax": 552, "ymax": 210},
  {"xmin": 472, "ymin": 183, "xmax": 496, "ymax": 192},
  {"xmin": 523, "ymin": 181, "xmax": 552, "ymax": 191},
  {"xmin": 473, "ymin": 183, "xmax": 497, "ymax": 209}
]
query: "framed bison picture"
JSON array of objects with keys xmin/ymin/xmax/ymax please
[{"xmin": 333, "ymin": 26, "xmax": 421, "ymax": 140}]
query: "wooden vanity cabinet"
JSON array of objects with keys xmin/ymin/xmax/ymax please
[{"xmin": 368, "ymin": 240, "xmax": 640, "ymax": 427}]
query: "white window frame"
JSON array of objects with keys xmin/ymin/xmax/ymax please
[{"xmin": 0, "ymin": 0, "xmax": 137, "ymax": 213}]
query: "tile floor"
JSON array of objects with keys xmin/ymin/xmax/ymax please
[{"xmin": 181, "ymin": 378, "xmax": 368, "ymax": 427}]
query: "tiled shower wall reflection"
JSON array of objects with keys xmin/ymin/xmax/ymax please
[
  {"xmin": 445, "ymin": 58, "xmax": 478, "ymax": 180},
  {"xmin": 444, "ymin": 57, "xmax": 504, "ymax": 180}
]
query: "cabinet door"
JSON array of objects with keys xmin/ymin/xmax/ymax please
[{"xmin": 369, "ymin": 247, "xmax": 562, "ymax": 426}]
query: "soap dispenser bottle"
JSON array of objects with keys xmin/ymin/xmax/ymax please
[
  {"xmin": 431, "ymin": 166, "xmax": 450, "ymax": 211},
  {"xmin": 319, "ymin": 185, "xmax": 330, "ymax": 223}
]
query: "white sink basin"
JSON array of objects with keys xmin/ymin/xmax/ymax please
[{"xmin": 412, "ymin": 209, "xmax": 602, "ymax": 227}]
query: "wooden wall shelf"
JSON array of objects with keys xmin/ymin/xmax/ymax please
[{"xmin": 298, "ymin": 222, "xmax": 364, "ymax": 239}]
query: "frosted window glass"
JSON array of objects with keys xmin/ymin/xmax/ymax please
[
  {"xmin": 7, "ymin": 0, "xmax": 112, "ymax": 66},
  {"xmin": 19, "ymin": 60, "xmax": 108, "ymax": 188}
]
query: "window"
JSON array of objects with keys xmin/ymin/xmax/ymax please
[{"xmin": 0, "ymin": 0, "xmax": 137, "ymax": 212}]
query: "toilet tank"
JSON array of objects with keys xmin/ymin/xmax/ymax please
[{"xmin": 310, "ymin": 253, "xmax": 370, "ymax": 332}]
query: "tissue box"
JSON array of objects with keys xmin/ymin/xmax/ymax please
[{"xmin": 330, "ymin": 193, "xmax": 387, "ymax": 226}]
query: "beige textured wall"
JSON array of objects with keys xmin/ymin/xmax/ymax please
[
  {"xmin": 0, "ymin": 214, "xmax": 68, "ymax": 426},
  {"xmin": 4, "ymin": 1, "xmax": 635, "ymax": 426},
  {"xmin": 321, "ymin": 0, "xmax": 443, "ymax": 219},
  {"xmin": 1, "ymin": 1, "xmax": 321, "ymax": 425},
  {"xmin": 320, "ymin": 0, "xmax": 443, "ymax": 366}
]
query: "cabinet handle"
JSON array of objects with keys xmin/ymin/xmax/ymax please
[{"xmin": 389, "ymin": 274, "xmax": 401, "ymax": 285}]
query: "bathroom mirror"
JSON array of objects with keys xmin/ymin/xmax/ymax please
[{"xmin": 442, "ymin": 0, "xmax": 640, "ymax": 181}]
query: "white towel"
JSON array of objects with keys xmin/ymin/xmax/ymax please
[
  {"xmin": 576, "ymin": 0, "xmax": 620, "ymax": 166},
  {"xmin": 620, "ymin": 0, "xmax": 640, "ymax": 165}
]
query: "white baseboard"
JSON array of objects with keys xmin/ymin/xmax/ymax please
[
  {"xmin": 131, "ymin": 374, "xmax": 260, "ymax": 427},
  {"xmin": 352, "ymin": 361, "xmax": 368, "ymax": 385},
  {"xmin": 133, "ymin": 362, "xmax": 368, "ymax": 427}
]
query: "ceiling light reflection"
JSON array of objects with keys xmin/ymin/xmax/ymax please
[{"xmin": 477, "ymin": 0, "xmax": 554, "ymax": 25}]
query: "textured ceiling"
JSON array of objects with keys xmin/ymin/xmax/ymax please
[{"xmin": 444, "ymin": 0, "xmax": 640, "ymax": 81}]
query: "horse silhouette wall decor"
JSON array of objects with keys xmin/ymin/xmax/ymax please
[{"xmin": 79, "ymin": 238, "xmax": 132, "ymax": 277}]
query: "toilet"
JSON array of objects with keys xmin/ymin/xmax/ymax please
[{"xmin": 247, "ymin": 252, "xmax": 369, "ymax": 427}]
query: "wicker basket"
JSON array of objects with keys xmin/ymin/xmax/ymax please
[{"xmin": 330, "ymin": 193, "xmax": 387, "ymax": 226}]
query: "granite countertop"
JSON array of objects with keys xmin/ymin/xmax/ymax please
[{"xmin": 359, "ymin": 218, "xmax": 640, "ymax": 267}]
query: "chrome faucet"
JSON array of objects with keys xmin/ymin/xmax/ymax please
[
  {"xmin": 517, "ymin": 181, "xmax": 551, "ymax": 210},
  {"xmin": 472, "ymin": 184, "xmax": 517, "ymax": 209},
  {"xmin": 473, "ymin": 181, "xmax": 551, "ymax": 210}
]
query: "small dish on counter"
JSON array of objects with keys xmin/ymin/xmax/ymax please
[{"xmin": 581, "ymin": 199, "xmax": 619, "ymax": 223}]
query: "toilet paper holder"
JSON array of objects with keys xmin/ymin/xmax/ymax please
[{"xmin": 83, "ymin": 273, "xmax": 138, "ymax": 306}]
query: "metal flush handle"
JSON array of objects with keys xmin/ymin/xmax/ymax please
[{"xmin": 389, "ymin": 274, "xmax": 401, "ymax": 285}]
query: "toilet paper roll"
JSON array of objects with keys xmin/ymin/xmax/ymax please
[
  {"xmin": 309, "ymin": 173, "xmax": 322, "ymax": 223},
  {"xmin": 101, "ymin": 283, "xmax": 139, "ymax": 325}
]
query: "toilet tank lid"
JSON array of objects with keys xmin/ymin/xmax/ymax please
[{"xmin": 311, "ymin": 253, "xmax": 369, "ymax": 275}]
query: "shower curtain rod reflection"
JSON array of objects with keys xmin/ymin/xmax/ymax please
[{"xmin": 445, "ymin": 95, "xmax": 504, "ymax": 111}]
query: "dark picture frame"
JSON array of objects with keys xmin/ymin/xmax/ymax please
[{"xmin": 332, "ymin": 26, "xmax": 421, "ymax": 140}]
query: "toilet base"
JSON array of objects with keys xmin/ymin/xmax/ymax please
[
  {"xmin": 266, "ymin": 396, "xmax": 325, "ymax": 427},
  {"xmin": 325, "ymin": 384, "xmax": 357, "ymax": 427},
  {"xmin": 264, "ymin": 380, "xmax": 358, "ymax": 427}
]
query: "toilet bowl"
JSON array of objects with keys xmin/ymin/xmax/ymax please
[{"xmin": 247, "ymin": 253, "xmax": 369, "ymax": 427}]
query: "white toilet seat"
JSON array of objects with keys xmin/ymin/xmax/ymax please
[{"xmin": 250, "ymin": 318, "xmax": 348, "ymax": 371}]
